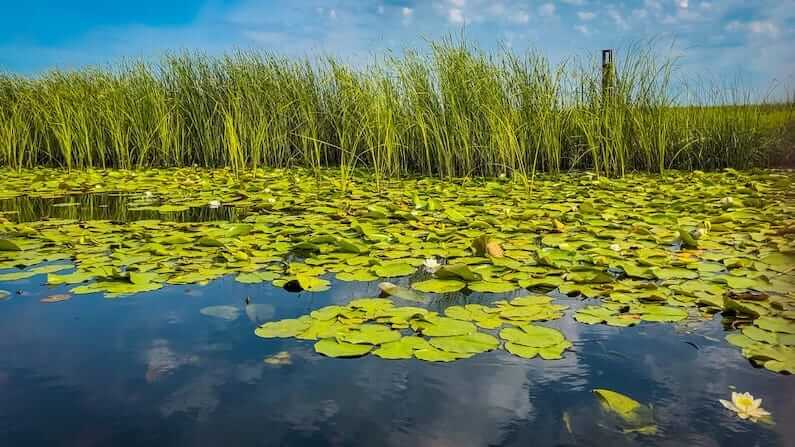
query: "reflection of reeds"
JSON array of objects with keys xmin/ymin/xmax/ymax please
[
  {"xmin": 0, "ymin": 39, "xmax": 791, "ymax": 177},
  {"xmin": 0, "ymin": 194, "xmax": 246, "ymax": 223}
]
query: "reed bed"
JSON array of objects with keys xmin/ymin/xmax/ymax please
[{"xmin": 0, "ymin": 39, "xmax": 792, "ymax": 177}]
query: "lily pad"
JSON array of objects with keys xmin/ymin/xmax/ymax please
[
  {"xmin": 428, "ymin": 333, "xmax": 499, "ymax": 354},
  {"xmin": 255, "ymin": 317, "xmax": 312, "ymax": 338},
  {"xmin": 314, "ymin": 339, "xmax": 373, "ymax": 358},
  {"xmin": 411, "ymin": 279, "xmax": 466, "ymax": 293}
]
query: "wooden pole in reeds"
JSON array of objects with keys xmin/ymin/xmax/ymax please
[{"xmin": 601, "ymin": 49, "xmax": 615, "ymax": 102}]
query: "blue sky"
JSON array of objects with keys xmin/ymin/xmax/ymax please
[{"xmin": 1, "ymin": 1, "xmax": 792, "ymax": 95}]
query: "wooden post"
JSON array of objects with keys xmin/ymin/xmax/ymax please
[{"xmin": 601, "ymin": 49, "xmax": 615, "ymax": 102}]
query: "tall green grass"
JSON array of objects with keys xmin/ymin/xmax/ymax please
[{"xmin": 0, "ymin": 39, "xmax": 792, "ymax": 177}]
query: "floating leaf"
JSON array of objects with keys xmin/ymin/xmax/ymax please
[
  {"xmin": 373, "ymin": 336, "xmax": 430, "ymax": 360},
  {"xmin": 40, "ymin": 293, "xmax": 72, "ymax": 303},
  {"xmin": 504, "ymin": 342, "xmax": 538, "ymax": 358},
  {"xmin": 337, "ymin": 324, "xmax": 402, "ymax": 345},
  {"xmin": 411, "ymin": 279, "xmax": 466, "ymax": 293},
  {"xmin": 414, "ymin": 346, "xmax": 473, "ymax": 362},
  {"xmin": 467, "ymin": 280, "xmax": 518, "ymax": 293},
  {"xmin": 295, "ymin": 274, "xmax": 331, "ymax": 292},
  {"xmin": 428, "ymin": 333, "xmax": 499, "ymax": 354},
  {"xmin": 314, "ymin": 339, "xmax": 373, "ymax": 358},
  {"xmin": 416, "ymin": 317, "xmax": 477, "ymax": 337},
  {"xmin": 255, "ymin": 317, "xmax": 312, "ymax": 338},
  {"xmin": 435, "ymin": 264, "xmax": 482, "ymax": 281},
  {"xmin": 378, "ymin": 282, "xmax": 427, "ymax": 303},
  {"xmin": 336, "ymin": 270, "xmax": 378, "ymax": 282},
  {"xmin": 372, "ymin": 262, "xmax": 416, "ymax": 278},
  {"xmin": 0, "ymin": 239, "xmax": 22, "ymax": 251},
  {"xmin": 499, "ymin": 325, "xmax": 566, "ymax": 348}
]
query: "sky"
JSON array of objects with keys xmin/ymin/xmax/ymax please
[{"xmin": 0, "ymin": 0, "xmax": 793, "ymax": 96}]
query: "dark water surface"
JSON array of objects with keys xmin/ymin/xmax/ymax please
[
  {"xmin": 1, "ymin": 275, "xmax": 793, "ymax": 447},
  {"xmin": 1, "ymin": 197, "xmax": 793, "ymax": 447}
]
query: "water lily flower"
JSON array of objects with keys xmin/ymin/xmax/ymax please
[
  {"xmin": 423, "ymin": 258, "xmax": 441, "ymax": 273},
  {"xmin": 719, "ymin": 392, "xmax": 771, "ymax": 421},
  {"xmin": 208, "ymin": 200, "xmax": 221, "ymax": 209},
  {"xmin": 144, "ymin": 191, "xmax": 153, "ymax": 198},
  {"xmin": 609, "ymin": 244, "xmax": 621, "ymax": 252}
]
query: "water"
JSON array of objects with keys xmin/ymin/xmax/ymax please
[
  {"xmin": 1, "ymin": 274, "xmax": 793, "ymax": 447},
  {"xmin": 1, "ymin": 188, "xmax": 794, "ymax": 447},
  {"xmin": 0, "ymin": 194, "xmax": 249, "ymax": 223}
]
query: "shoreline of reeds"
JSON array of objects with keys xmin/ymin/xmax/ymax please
[{"xmin": 1, "ymin": 39, "xmax": 792, "ymax": 178}]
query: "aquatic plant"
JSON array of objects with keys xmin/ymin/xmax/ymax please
[
  {"xmin": 0, "ymin": 40, "xmax": 792, "ymax": 176},
  {"xmin": 0, "ymin": 168, "xmax": 792, "ymax": 372},
  {"xmin": 719, "ymin": 392, "xmax": 771, "ymax": 422}
]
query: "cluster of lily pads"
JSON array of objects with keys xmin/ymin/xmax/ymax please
[
  {"xmin": 255, "ymin": 295, "xmax": 571, "ymax": 361},
  {"xmin": 0, "ymin": 167, "xmax": 793, "ymax": 371}
]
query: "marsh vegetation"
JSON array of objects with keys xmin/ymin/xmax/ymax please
[{"xmin": 1, "ymin": 40, "xmax": 792, "ymax": 179}]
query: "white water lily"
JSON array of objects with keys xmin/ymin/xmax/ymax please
[
  {"xmin": 609, "ymin": 244, "xmax": 621, "ymax": 252},
  {"xmin": 144, "ymin": 191, "xmax": 153, "ymax": 198},
  {"xmin": 719, "ymin": 392, "xmax": 771, "ymax": 421},
  {"xmin": 208, "ymin": 200, "xmax": 221, "ymax": 209},
  {"xmin": 423, "ymin": 258, "xmax": 441, "ymax": 273}
]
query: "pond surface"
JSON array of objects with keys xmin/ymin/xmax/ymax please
[
  {"xmin": 0, "ymin": 168, "xmax": 793, "ymax": 446},
  {"xmin": 1, "ymin": 275, "xmax": 793, "ymax": 446}
]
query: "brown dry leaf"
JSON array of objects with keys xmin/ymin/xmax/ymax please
[
  {"xmin": 41, "ymin": 294, "xmax": 72, "ymax": 303},
  {"xmin": 486, "ymin": 240, "xmax": 504, "ymax": 258}
]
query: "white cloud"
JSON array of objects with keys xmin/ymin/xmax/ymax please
[
  {"xmin": 448, "ymin": 8, "xmax": 465, "ymax": 23},
  {"xmin": 402, "ymin": 7, "xmax": 413, "ymax": 17},
  {"xmin": 607, "ymin": 9, "xmax": 629, "ymax": 29},
  {"xmin": 538, "ymin": 3, "xmax": 556, "ymax": 17},
  {"xmin": 726, "ymin": 20, "xmax": 780, "ymax": 37},
  {"xmin": 512, "ymin": 11, "xmax": 530, "ymax": 24},
  {"xmin": 577, "ymin": 11, "xmax": 596, "ymax": 21},
  {"xmin": 574, "ymin": 24, "xmax": 590, "ymax": 35}
]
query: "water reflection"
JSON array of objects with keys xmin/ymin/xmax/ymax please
[
  {"xmin": 0, "ymin": 276, "xmax": 792, "ymax": 447},
  {"xmin": 0, "ymin": 194, "xmax": 248, "ymax": 223}
]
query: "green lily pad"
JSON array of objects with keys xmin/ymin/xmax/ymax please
[
  {"xmin": 0, "ymin": 239, "xmax": 22, "ymax": 251},
  {"xmin": 755, "ymin": 316, "xmax": 795, "ymax": 334},
  {"xmin": 337, "ymin": 324, "xmax": 402, "ymax": 345},
  {"xmin": 372, "ymin": 262, "xmax": 416, "ymax": 278},
  {"xmin": 378, "ymin": 282, "xmax": 427, "ymax": 303},
  {"xmin": 314, "ymin": 339, "xmax": 373, "ymax": 358},
  {"xmin": 499, "ymin": 325, "xmax": 566, "ymax": 347},
  {"xmin": 435, "ymin": 264, "xmax": 482, "ymax": 281},
  {"xmin": 504, "ymin": 342, "xmax": 539, "ymax": 358},
  {"xmin": 336, "ymin": 270, "xmax": 379, "ymax": 282},
  {"xmin": 373, "ymin": 336, "xmax": 430, "ymax": 359},
  {"xmin": 411, "ymin": 279, "xmax": 466, "ymax": 293},
  {"xmin": 255, "ymin": 317, "xmax": 312, "ymax": 338},
  {"xmin": 428, "ymin": 332, "xmax": 499, "ymax": 354},
  {"xmin": 416, "ymin": 317, "xmax": 477, "ymax": 337},
  {"xmin": 467, "ymin": 281, "xmax": 518, "ymax": 293},
  {"xmin": 414, "ymin": 346, "xmax": 474, "ymax": 362}
]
